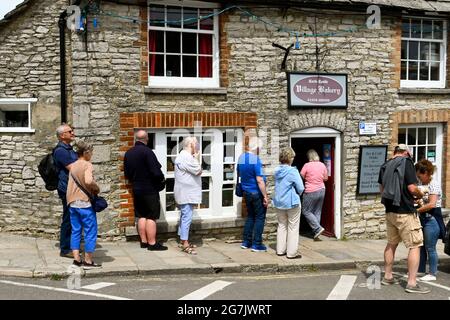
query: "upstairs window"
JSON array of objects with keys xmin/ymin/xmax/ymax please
[
  {"xmin": 0, "ymin": 98, "xmax": 36, "ymax": 133},
  {"xmin": 401, "ymin": 17, "xmax": 447, "ymax": 88},
  {"xmin": 148, "ymin": 1, "xmax": 219, "ymax": 88}
]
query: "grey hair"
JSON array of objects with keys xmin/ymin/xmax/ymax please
[
  {"xmin": 182, "ymin": 136, "xmax": 196, "ymax": 149},
  {"xmin": 74, "ymin": 140, "xmax": 93, "ymax": 156},
  {"xmin": 56, "ymin": 124, "xmax": 68, "ymax": 139},
  {"xmin": 307, "ymin": 149, "xmax": 320, "ymax": 161},
  {"xmin": 279, "ymin": 147, "xmax": 296, "ymax": 164}
]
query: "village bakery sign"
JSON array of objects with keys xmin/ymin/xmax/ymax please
[{"xmin": 287, "ymin": 72, "xmax": 348, "ymax": 109}]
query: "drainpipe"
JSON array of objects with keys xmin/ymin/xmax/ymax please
[
  {"xmin": 58, "ymin": 0, "xmax": 82, "ymax": 124},
  {"xmin": 58, "ymin": 10, "xmax": 68, "ymax": 124}
]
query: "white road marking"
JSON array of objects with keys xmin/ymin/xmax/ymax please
[
  {"xmin": 0, "ymin": 280, "xmax": 131, "ymax": 300},
  {"xmin": 326, "ymin": 275, "xmax": 357, "ymax": 300},
  {"xmin": 81, "ymin": 282, "xmax": 116, "ymax": 291},
  {"xmin": 393, "ymin": 272, "xmax": 450, "ymax": 292},
  {"xmin": 179, "ymin": 280, "xmax": 233, "ymax": 300}
]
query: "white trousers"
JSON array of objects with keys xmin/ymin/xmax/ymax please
[{"xmin": 276, "ymin": 206, "xmax": 301, "ymax": 257}]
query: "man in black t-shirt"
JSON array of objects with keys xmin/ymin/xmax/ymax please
[{"xmin": 378, "ymin": 144, "xmax": 429, "ymax": 294}]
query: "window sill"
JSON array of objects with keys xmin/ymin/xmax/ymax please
[
  {"xmin": 398, "ymin": 88, "xmax": 450, "ymax": 95},
  {"xmin": 144, "ymin": 87, "xmax": 227, "ymax": 95},
  {"xmin": 0, "ymin": 128, "xmax": 35, "ymax": 133}
]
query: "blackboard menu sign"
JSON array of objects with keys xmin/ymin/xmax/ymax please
[{"xmin": 357, "ymin": 145, "xmax": 388, "ymax": 195}]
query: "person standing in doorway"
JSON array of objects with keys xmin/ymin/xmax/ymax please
[
  {"xmin": 273, "ymin": 147, "xmax": 304, "ymax": 259},
  {"xmin": 237, "ymin": 138, "xmax": 269, "ymax": 252},
  {"xmin": 378, "ymin": 144, "xmax": 429, "ymax": 294},
  {"xmin": 174, "ymin": 136, "xmax": 202, "ymax": 255},
  {"xmin": 415, "ymin": 159, "xmax": 446, "ymax": 281},
  {"xmin": 53, "ymin": 124, "xmax": 78, "ymax": 258},
  {"xmin": 300, "ymin": 149, "xmax": 328, "ymax": 241},
  {"xmin": 124, "ymin": 130, "xmax": 167, "ymax": 251}
]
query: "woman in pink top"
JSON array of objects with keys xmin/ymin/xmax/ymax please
[{"xmin": 300, "ymin": 149, "xmax": 328, "ymax": 240}]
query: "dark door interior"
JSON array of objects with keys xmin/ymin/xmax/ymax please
[{"xmin": 291, "ymin": 137, "xmax": 335, "ymax": 238}]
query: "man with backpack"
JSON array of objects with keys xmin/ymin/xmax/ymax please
[
  {"xmin": 378, "ymin": 144, "xmax": 429, "ymax": 294},
  {"xmin": 53, "ymin": 124, "xmax": 78, "ymax": 258}
]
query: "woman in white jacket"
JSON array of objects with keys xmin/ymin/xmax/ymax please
[{"xmin": 174, "ymin": 136, "xmax": 202, "ymax": 254}]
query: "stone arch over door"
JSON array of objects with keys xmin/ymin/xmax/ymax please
[{"xmin": 287, "ymin": 110, "xmax": 347, "ymax": 133}]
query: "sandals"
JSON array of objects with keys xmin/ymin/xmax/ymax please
[
  {"xmin": 178, "ymin": 243, "xmax": 197, "ymax": 249},
  {"xmin": 181, "ymin": 246, "xmax": 197, "ymax": 255}
]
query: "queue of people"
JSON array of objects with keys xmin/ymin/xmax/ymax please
[{"xmin": 50, "ymin": 123, "xmax": 447, "ymax": 286}]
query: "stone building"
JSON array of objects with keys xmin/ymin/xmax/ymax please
[{"xmin": 0, "ymin": 0, "xmax": 449, "ymax": 240}]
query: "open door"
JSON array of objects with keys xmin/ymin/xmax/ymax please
[{"xmin": 291, "ymin": 137, "xmax": 335, "ymax": 237}]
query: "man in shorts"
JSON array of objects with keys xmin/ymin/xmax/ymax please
[
  {"xmin": 124, "ymin": 130, "xmax": 167, "ymax": 251},
  {"xmin": 378, "ymin": 144, "xmax": 429, "ymax": 294}
]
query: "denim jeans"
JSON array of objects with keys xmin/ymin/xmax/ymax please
[
  {"xmin": 58, "ymin": 191, "xmax": 72, "ymax": 254},
  {"xmin": 243, "ymin": 192, "xmax": 267, "ymax": 246},
  {"xmin": 419, "ymin": 214, "xmax": 440, "ymax": 275},
  {"xmin": 178, "ymin": 204, "xmax": 194, "ymax": 241}
]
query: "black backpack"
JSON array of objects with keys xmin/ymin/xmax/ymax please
[{"xmin": 38, "ymin": 147, "xmax": 59, "ymax": 191}]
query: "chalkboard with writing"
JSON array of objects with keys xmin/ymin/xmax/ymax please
[{"xmin": 357, "ymin": 145, "xmax": 388, "ymax": 195}]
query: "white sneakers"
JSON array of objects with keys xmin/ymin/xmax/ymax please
[{"xmin": 419, "ymin": 274, "xmax": 437, "ymax": 281}]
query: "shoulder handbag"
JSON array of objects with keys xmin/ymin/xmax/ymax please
[
  {"xmin": 71, "ymin": 173, "xmax": 108, "ymax": 213},
  {"xmin": 235, "ymin": 170, "xmax": 243, "ymax": 197}
]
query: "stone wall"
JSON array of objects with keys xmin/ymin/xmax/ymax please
[{"xmin": 0, "ymin": 0, "xmax": 71, "ymax": 237}]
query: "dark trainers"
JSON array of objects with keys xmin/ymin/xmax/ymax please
[
  {"xmin": 250, "ymin": 244, "xmax": 267, "ymax": 252},
  {"xmin": 381, "ymin": 277, "xmax": 399, "ymax": 285},
  {"xmin": 314, "ymin": 227, "xmax": 325, "ymax": 239},
  {"xmin": 82, "ymin": 261, "xmax": 102, "ymax": 270},
  {"xmin": 148, "ymin": 242, "xmax": 168, "ymax": 251},
  {"xmin": 140, "ymin": 242, "xmax": 149, "ymax": 249},
  {"xmin": 72, "ymin": 259, "xmax": 83, "ymax": 267},
  {"xmin": 240, "ymin": 241, "xmax": 251, "ymax": 249},
  {"xmin": 405, "ymin": 283, "xmax": 431, "ymax": 294}
]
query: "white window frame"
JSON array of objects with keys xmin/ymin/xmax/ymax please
[
  {"xmin": 149, "ymin": 128, "xmax": 243, "ymax": 222},
  {"xmin": 400, "ymin": 17, "xmax": 447, "ymax": 88},
  {"xmin": 0, "ymin": 98, "xmax": 37, "ymax": 133},
  {"xmin": 398, "ymin": 123, "xmax": 443, "ymax": 183},
  {"xmin": 147, "ymin": 1, "xmax": 220, "ymax": 88}
]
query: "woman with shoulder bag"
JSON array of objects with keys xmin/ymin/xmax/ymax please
[
  {"xmin": 415, "ymin": 159, "xmax": 447, "ymax": 281},
  {"xmin": 273, "ymin": 148, "xmax": 305, "ymax": 259},
  {"xmin": 66, "ymin": 140, "xmax": 102, "ymax": 269}
]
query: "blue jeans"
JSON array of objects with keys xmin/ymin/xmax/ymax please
[
  {"xmin": 178, "ymin": 204, "xmax": 194, "ymax": 241},
  {"xmin": 58, "ymin": 191, "xmax": 72, "ymax": 254},
  {"xmin": 69, "ymin": 206, "xmax": 98, "ymax": 253},
  {"xmin": 419, "ymin": 214, "xmax": 440, "ymax": 275},
  {"xmin": 243, "ymin": 192, "xmax": 267, "ymax": 246}
]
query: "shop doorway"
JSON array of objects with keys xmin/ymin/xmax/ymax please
[{"xmin": 290, "ymin": 127, "xmax": 342, "ymax": 239}]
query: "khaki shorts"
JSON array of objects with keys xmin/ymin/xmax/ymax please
[{"xmin": 386, "ymin": 212, "xmax": 423, "ymax": 249}]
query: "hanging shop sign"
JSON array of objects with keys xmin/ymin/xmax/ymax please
[
  {"xmin": 357, "ymin": 145, "xmax": 388, "ymax": 195},
  {"xmin": 287, "ymin": 72, "xmax": 348, "ymax": 109}
]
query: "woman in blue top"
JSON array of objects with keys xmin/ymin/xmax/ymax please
[
  {"xmin": 237, "ymin": 138, "xmax": 268, "ymax": 252},
  {"xmin": 273, "ymin": 148, "xmax": 305, "ymax": 259}
]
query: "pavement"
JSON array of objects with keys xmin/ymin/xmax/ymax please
[{"xmin": 0, "ymin": 233, "xmax": 449, "ymax": 278}]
